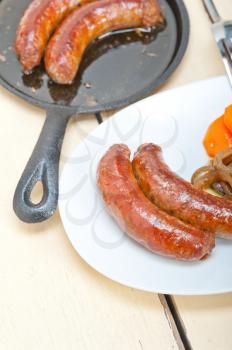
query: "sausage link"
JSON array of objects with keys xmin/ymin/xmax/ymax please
[
  {"xmin": 97, "ymin": 144, "xmax": 214, "ymax": 261},
  {"xmin": 132, "ymin": 143, "xmax": 232, "ymax": 239},
  {"xmin": 15, "ymin": 0, "xmax": 92, "ymax": 73},
  {"xmin": 45, "ymin": 0, "xmax": 163, "ymax": 84}
]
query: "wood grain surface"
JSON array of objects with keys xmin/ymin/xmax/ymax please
[{"xmin": 1, "ymin": 1, "xmax": 232, "ymax": 349}]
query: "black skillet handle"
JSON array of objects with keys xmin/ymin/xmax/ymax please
[{"xmin": 13, "ymin": 109, "xmax": 71, "ymax": 223}]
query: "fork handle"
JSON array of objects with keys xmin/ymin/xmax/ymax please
[{"xmin": 203, "ymin": 0, "xmax": 221, "ymax": 23}]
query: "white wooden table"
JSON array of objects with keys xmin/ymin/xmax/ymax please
[{"xmin": 1, "ymin": 1, "xmax": 232, "ymax": 349}]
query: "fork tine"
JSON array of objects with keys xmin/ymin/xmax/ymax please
[
  {"xmin": 202, "ymin": 0, "xmax": 221, "ymax": 23},
  {"xmin": 224, "ymin": 38, "xmax": 232, "ymax": 61},
  {"xmin": 218, "ymin": 39, "xmax": 232, "ymax": 88},
  {"xmin": 203, "ymin": 0, "xmax": 232, "ymax": 89}
]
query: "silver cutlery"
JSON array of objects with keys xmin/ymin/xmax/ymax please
[{"xmin": 203, "ymin": 0, "xmax": 232, "ymax": 87}]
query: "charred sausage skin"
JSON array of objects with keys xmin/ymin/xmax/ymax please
[
  {"xmin": 15, "ymin": 0, "xmax": 91, "ymax": 73},
  {"xmin": 97, "ymin": 144, "xmax": 214, "ymax": 261},
  {"xmin": 133, "ymin": 143, "xmax": 232, "ymax": 239},
  {"xmin": 45, "ymin": 0, "xmax": 164, "ymax": 84}
]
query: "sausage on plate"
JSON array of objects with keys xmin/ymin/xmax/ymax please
[
  {"xmin": 97, "ymin": 144, "xmax": 214, "ymax": 261},
  {"xmin": 45, "ymin": 0, "xmax": 164, "ymax": 84},
  {"xmin": 133, "ymin": 143, "xmax": 232, "ymax": 239}
]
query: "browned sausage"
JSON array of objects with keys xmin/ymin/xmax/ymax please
[
  {"xmin": 97, "ymin": 144, "xmax": 214, "ymax": 261},
  {"xmin": 15, "ymin": 0, "xmax": 92, "ymax": 73},
  {"xmin": 45, "ymin": 0, "xmax": 163, "ymax": 84},
  {"xmin": 132, "ymin": 143, "xmax": 232, "ymax": 239}
]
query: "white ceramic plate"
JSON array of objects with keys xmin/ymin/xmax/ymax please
[{"xmin": 59, "ymin": 76, "xmax": 232, "ymax": 295}]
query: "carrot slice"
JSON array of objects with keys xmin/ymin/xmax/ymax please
[
  {"xmin": 203, "ymin": 115, "xmax": 232, "ymax": 157},
  {"xmin": 223, "ymin": 104, "xmax": 232, "ymax": 133}
]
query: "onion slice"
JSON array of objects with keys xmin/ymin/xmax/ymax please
[{"xmin": 191, "ymin": 147, "xmax": 232, "ymax": 199}]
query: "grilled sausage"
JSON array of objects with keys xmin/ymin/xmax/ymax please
[
  {"xmin": 133, "ymin": 143, "xmax": 232, "ymax": 239},
  {"xmin": 15, "ymin": 0, "xmax": 92, "ymax": 73},
  {"xmin": 45, "ymin": 0, "xmax": 163, "ymax": 84},
  {"xmin": 97, "ymin": 144, "xmax": 214, "ymax": 261}
]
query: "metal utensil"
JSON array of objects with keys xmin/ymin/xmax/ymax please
[
  {"xmin": 203, "ymin": 0, "xmax": 232, "ymax": 87},
  {"xmin": 0, "ymin": 0, "xmax": 189, "ymax": 223}
]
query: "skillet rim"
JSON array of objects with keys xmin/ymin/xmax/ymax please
[{"xmin": 0, "ymin": 0, "xmax": 190, "ymax": 114}]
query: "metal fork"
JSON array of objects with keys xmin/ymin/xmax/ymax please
[{"xmin": 203, "ymin": 0, "xmax": 232, "ymax": 87}]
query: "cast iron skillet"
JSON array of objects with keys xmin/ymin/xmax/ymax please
[{"xmin": 0, "ymin": 0, "xmax": 189, "ymax": 223}]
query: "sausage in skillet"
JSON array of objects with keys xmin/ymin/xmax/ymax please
[
  {"xmin": 45, "ymin": 0, "xmax": 164, "ymax": 84},
  {"xmin": 15, "ymin": 0, "xmax": 93, "ymax": 73}
]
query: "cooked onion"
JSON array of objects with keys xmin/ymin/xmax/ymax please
[
  {"xmin": 212, "ymin": 181, "xmax": 232, "ymax": 199},
  {"xmin": 191, "ymin": 166, "xmax": 218, "ymax": 189},
  {"xmin": 213, "ymin": 148, "xmax": 232, "ymax": 188},
  {"xmin": 191, "ymin": 147, "xmax": 232, "ymax": 199},
  {"xmin": 213, "ymin": 147, "xmax": 232, "ymax": 171}
]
